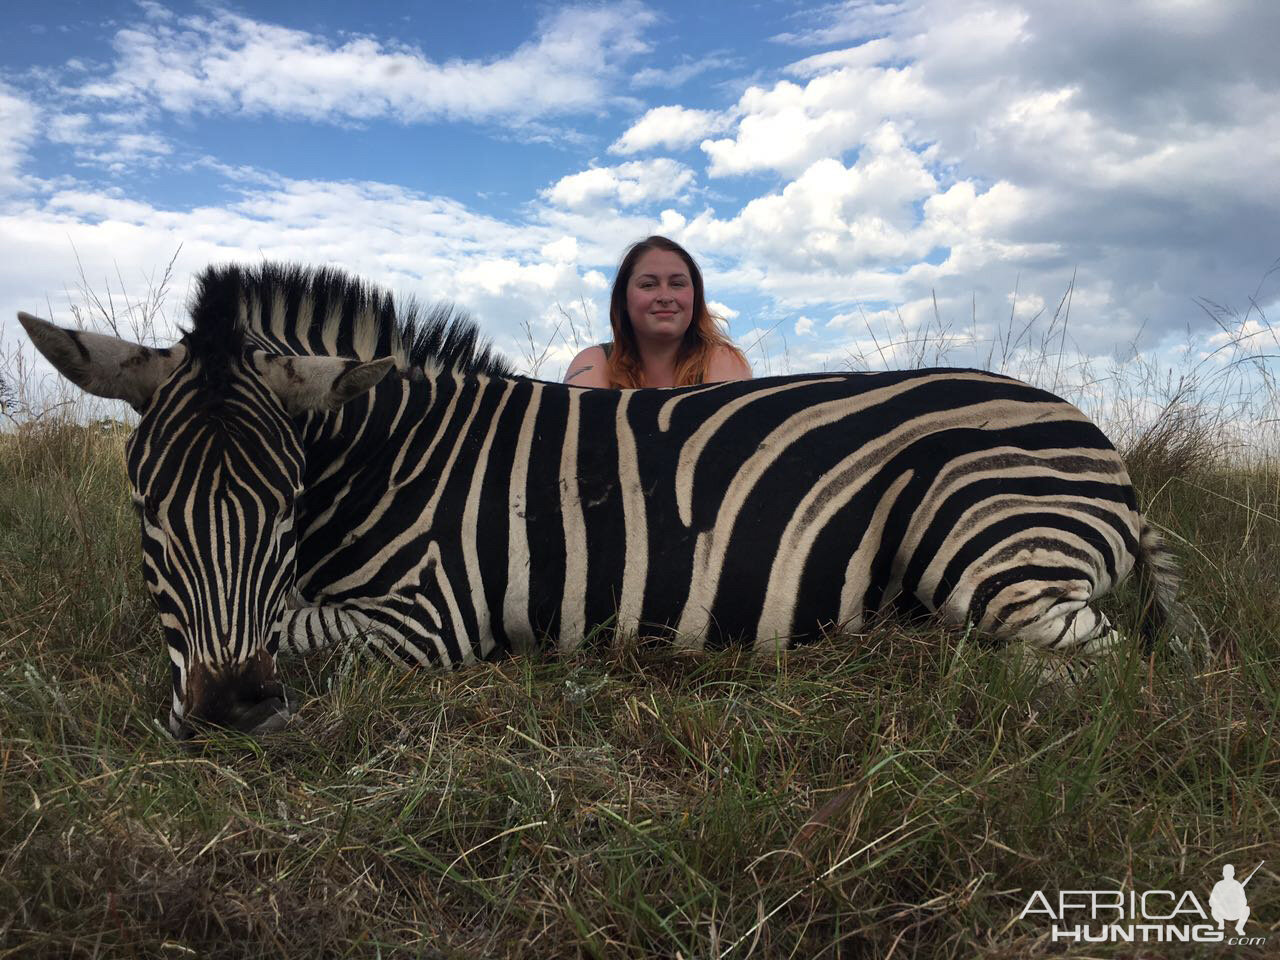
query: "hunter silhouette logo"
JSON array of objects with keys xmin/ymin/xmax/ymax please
[
  {"xmin": 1209, "ymin": 862, "xmax": 1262, "ymax": 936},
  {"xmin": 1019, "ymin": 861, "xmax": 1267, "ymax": 946}
]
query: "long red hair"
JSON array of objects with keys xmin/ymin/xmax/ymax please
[{"xmin": 605, "ymin": 236, "xmax": 746, "ymax": 388}]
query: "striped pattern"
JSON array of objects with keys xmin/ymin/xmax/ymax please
[
  {"xmin": 105, "ymin": 263, "xmax": 1189, "ymax": 725},
  {"xmin": 280, "ymin": 362, "xmax": 1150, "ymax": 666},
  {"xmin": 127, "ymin": 352, "xmax": 304, "ymax": 723}
]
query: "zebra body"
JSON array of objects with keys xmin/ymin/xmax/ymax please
[
  {"xmin": 281, "ymin": 367, "xmax": 1141, "ymax": 666},
  {"xmin": 19, "ymin": 263, "xmax": 1184, "ymax": 736}
]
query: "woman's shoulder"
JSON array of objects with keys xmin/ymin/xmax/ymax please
[
  {"xmin": 705, "ymin": 343, "xmax": 752, "ymax": 383},
  {"xmin": 565, "ymin": 344, "xmax": 612, "ymax": 387}
]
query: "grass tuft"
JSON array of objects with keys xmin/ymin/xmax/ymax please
[
  {"xmin": 2, "ymin": 414, "xmax": 1277, "ymax": 957},
  {"xmin": 3, "ymin": 266, "xmax": 1279, "ymax": 956}
]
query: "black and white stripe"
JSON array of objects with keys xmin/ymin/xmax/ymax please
[
  {"xmin": 280, "ymin": 357, "xmax": 1174, "ymax": 667},
  {"xmin": 22, "ymin": 262, "xmax": 1197, "ymax": 732},
  {"xmin": 126, "ymin": 346, "xmax": 305, "ymax": 726}
]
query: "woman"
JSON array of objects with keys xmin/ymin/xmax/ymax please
[{"xmin": 564, "ymin": 236, "xmax": 752, "ymax": 388}]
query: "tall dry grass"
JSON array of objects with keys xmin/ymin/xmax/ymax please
[{"xmin": 1, "ymin": 265, "xmax": 1278, "ymax": 957}]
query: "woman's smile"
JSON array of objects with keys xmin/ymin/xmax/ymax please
[
  {"xmin": 561, "ymin": 234, "xmax": 752, "ymax": 389},
  {"xmin": 627, "ymin": 249, "xmax": 696, "ymax": 343}
]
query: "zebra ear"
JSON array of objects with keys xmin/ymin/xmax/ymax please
[
  {"xmin": 253, "ymin": 352, "xmax": 395, "ymax": 416},
  {"xmin": 18, "ymin": 312, "xmax": 185, "ymax": 410}
]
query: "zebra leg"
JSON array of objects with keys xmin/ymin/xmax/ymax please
[
  {"xmin": 278, "ymin": 604, "xmax": 384, "ymax": 655},
  {"xmin": 937, "ymin": 572, "xmax": 1126, "ymax": 684},
  {"xmin": 276, "ymin": 602, "xmax": 450, "ymax": 668},
  {"xmin": 992, "ymin": 597, "xmax": 1126, "ymax": 685}
]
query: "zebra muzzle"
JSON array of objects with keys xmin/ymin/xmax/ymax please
[
  {"xmin": 174, "ymin": 653, "xmax": 293, "ymax": 740},
  {"xmin": 172, "ymin": 682, "xmax": 291, "ymax": 741},
  {"xmin": 226, "ymin": 681, "xmax": 291, "ymax": 734}
]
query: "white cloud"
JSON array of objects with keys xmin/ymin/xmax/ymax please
[
  {"xmin": 0, "ymin": 84, "xmax": 38, "ymax": 195},
  {"xmin": 529, "ymin": 203, "xmax": 670, "ymax": 276},
  {"xmin": 783, "ymin": 38, "xmax": 898, "ymax": 77},
  {"xmin": 0, "ymin": 176, "xmax": 608, "ymax": 378},
  {"xmin": 680, "ymin": 124, "xmax": 943, "ymax": 273},
  {"xmin": 7, "ymin": 0, "xmax": 1280, "ymax": 399},
  {"xmin": 707, "ymin": 0, "xmax": 1280, "ymax": 198},
  {"xmin": 46, "ymin": 112, "xmax": 93, "ymax": 145},
  {"xmin": 41, "ymin": 107, "xmax": 172, "ymax": 174},
  {"xmin": 610, "ymin": 105, "xmax": 731, "ymax": 154},
  {"xmin": 75, "ymin": 3, "xmax": 656, "ymax": 126},
  {"xmin": 772, "ymin": 1, "xmax": 908, "ymax": 47},
  {"xmin": 624, "ymin": 0, "xmax": 1280, "ymax": 364},
  {"xmin": 699, "ymin": 64, "xmax": 933, "ymax": 177},
  {"xmin": 88, "ymin": 134, "xmax": 173, "ymax": 172},
  {"xmin": 632, "ymin": 53, "xmax": 736, "ymax": 89},
  {"xmin": 542, "ymin": 158, "xmax": 695, "ymax": 211},
  {"xmin": 541, "ymin": 236, "xmax": 580, "ymax": 262},
  {"xmin": 707, "ymin": 300, "xmax": 738, "ymax": 321}
]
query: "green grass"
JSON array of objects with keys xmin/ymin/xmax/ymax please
[{"xmin": 1, "ymin": 420, "xmax": 1278, "ymax": 958}]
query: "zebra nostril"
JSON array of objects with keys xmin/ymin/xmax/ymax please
[
  {"xmin": 171, "ymin": 675, "xmax": 292, "ymax": 740},
  {"xmin": 232, "ymin": 694, "xmax": 291, "ymax": 734},
  {"xmin": 226, "ymin": 682, "xmax": 291, "ymax": 734},
  {"xmin": 246, "ymin": 699, "xmax": 291, "ymax": 734}
]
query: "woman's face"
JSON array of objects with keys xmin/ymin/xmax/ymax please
[{"xmin": 626, "ymin": 249, "xmax": 696, "ymax": 344}]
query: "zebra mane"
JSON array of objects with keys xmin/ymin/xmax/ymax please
[{"xmin": 183, "ymin": 262, "xmax": 514, "ymax": 381}]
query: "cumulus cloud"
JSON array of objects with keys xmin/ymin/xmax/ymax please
[
  {"xmin": 703, "ymin": 0, "xmax": 1280, "ymax": 211},
  {"xmin": 74, "ymin": 2, "xmax": 656, "ymax": 125},
  {"xmin": 628, "ymin": 0, "xmax": 1280, "ymax": 359},
  {"xmin": 680, "ymin": 124, "xmax": 944, "ymax": 272},
  {"xmin": 542, "ymin": 158, "xmax": 695, "ymax": 211},
  {"xmin": 541, "ymin": 236, "xmax": 580, "ymax": 263},
  {"xmin": 0, "ymin": 175, "xmax": 606, "ymax": 377},
  {"xmin": 708, "ymin": 300, "xmax": 738, "ymax": 321},
  {"xmin": 698, "ymin": 62, "xmax": 931, "ymax": 177},
  {"xmin": 6, "ymin": 0, "xmax": 1279, "ymax": 393},
  {"xmin": 610, "ymin": 105, "xmax": 731, "ymax": 154}
]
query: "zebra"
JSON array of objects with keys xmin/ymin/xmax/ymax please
[{"xmin": 19, "ymin": 262, "xmax": 1196, "ymax": 738}]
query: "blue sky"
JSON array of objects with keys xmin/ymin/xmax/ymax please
[{"xmin": 2, "ymin": 0, "xmax": 1279, "ymax": 391}]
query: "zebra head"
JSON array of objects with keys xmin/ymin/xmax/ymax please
[{"xmin": 19, "ymin": 312, "xmax": 393, "ymax": 739}]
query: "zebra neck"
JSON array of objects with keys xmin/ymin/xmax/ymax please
[
  {"xmin": 293, "ymin": 369, "xmax": 511, "ymax": 581},
  {"xmin": 302, "ymin": 367, "xmax": 470, "ymax": 486}
]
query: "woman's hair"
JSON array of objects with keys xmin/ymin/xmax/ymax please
[{"xmin": 605, "ymin": 235, "xmax": 746, "ymax": 388}]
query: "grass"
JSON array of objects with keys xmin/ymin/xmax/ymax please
[
  {"xmin": 1, "ymin": 410, "xmax": 1278, "ymax": 959},
  {"xmin": 3, "ymin": 260, "xmax": 1280, "ymax": 956}
]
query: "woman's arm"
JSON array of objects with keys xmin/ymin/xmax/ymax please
[
  {"xmin": 705, "ymin": 345, "xmax": 753, "ymax": 383},
  {"xmin": 564, "ymin": 345, "xmax": 612, "ymax": 387}
]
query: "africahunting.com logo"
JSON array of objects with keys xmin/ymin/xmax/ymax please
[{"xmin": 1019, "ymin": 862, "xmax": 1267, "ymax": 946}]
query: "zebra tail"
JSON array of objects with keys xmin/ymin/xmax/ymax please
[{"xmin": 1135, "ymin": 520, "xmax": 1210, "ymax": 660}]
